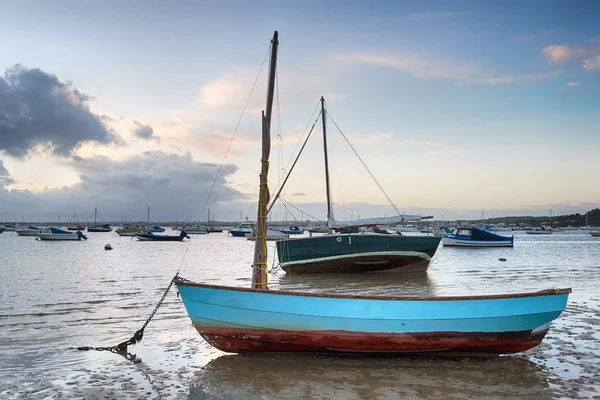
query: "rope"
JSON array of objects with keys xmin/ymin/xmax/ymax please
[
  {"xmin": 326, "ymin": 110, "xmax": 403, "ymax": 216},
  {"xmin": 196, "ymin": 42, "xmax": 272, "ymax": 223}
]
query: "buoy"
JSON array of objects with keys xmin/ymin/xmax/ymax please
[
  {"xmin": 105, "ymin": 244, "xmax": 113, "ymax": 250},
  {"xmin": 499, "ymin": 258, "xmax": 507, "ymax": 261}
]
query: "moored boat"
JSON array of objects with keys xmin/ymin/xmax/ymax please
[
  {"xmin": 135, "ymin": 230, "xmax": 190, "ymax": 241},
  {"xmin": 15, "ymin": 226, "xmax": 44, "ymax": 236},
  {"xmin": 67, "ymin": 225, "xmax": 86, "ymax": 231},
  {"xmin": 526, "ymin": 227, "xmax": 552, "ymax": 235},
  {"xmin": 38, "ymin": 227, "xmax": 87, "ymax": 241},
  {"xmin": 442, "ymin": 227, "xmax": 514, "ymax": 248},
  {"xmin": 115, "ymin": 225, "xmax": 147, "ymax": 236},
  {"xmin": 229, "ymin": 222, "xmax": 254, "ymax": 237},
  {"xmin": 280, "ymin": 226, "xmax": 303, "ymax": 235},
  {"xmin": 149, "ymin": 225, "xmax": 165, "ymax": 233},
  {"xmin": 590, "ymin": 231, "xmax": 600, "ymax": 237},
  {"xmin": 88, "ymin": 224, "xmax": 112, "ymax": 232},
  {"xmin": 175, "ymin": 31, "xmax": 571, "ymax": 357}
]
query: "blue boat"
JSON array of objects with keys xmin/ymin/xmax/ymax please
[
  {"xmin": 175, "ymin": 31, "xmax": 570, "ymax": 356},
  {"xmin": 175, "ymin": 280, "xmax": 570, "ymax": 355},
  {"xmin": 0, "ymin": 227, "xmax": 4, "ymax": 233},
  {"xmin": 442, "ymin": 227, "xmax": 514, "ymax": 247},
  {"xmin": 149, "ymin": 225, "xmax": 165, "ymax": 233}
]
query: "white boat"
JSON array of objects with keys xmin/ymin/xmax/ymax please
[
  {"xmin": 184, "ymin": 226, "xmax": 209, "ymax": 234},
  {"xmin": 2, "ymin": 225, "xmax": 17, "ymax": 232},
  {"xmin": 442, "ymin": 227, "xmax": 514, "ymax": 247},
  {"xmin": 229, "ymin": 222, "xmax": 255, "ymax": 237},
  {"xmin": 15, "ymin": 226, "xmax": 44, "ymax": 236},
  {"xmin": 38, "ymin": 227, "xmax": 87, "ymax": 241},
  {"xmin": 246, "ymin": 229, "xmax": 288, "ymax": 241},
  {"xmin": 590, "ymin": 231, "xmax": 600, "ymax": 237},
  {"xmin": 396, "ymin": 224, "xmax": 420, "ymax": 233},
  {"xmin": 526, "ymin": 227, "xmax": 553, "ymax": 235},
  {"xmin": 115, "ymin": 226, "xmax": 147, "ymax": 236}
]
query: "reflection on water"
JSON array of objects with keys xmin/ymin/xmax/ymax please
[
  {"xmin": 0, "ymin": 230, "xmax": 599, "ymax": 399},
  {"xmin": 274, "ymin": 271, "xmax": 437, "ymax": 296},
  {"xmin": 191, "ymin": 354, "xmax": 550, "ymax": 399}
]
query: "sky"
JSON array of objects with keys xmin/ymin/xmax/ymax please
[{"xmin": 0, "ymin": 0, "xmax": 599, "ymax": 224}]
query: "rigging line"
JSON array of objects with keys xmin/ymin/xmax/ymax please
[
  {"xmin": 197, "ymin": 42, "xmax": 272, "ymax": 223},
  {"xmin": 279, "ymin": 200, "xmax": 298, "ymax": 222},
  {"xmin": 271, "ymin": 99, "xmax": 322, "ymax": 196},
  {"xmin": 267, "ymin": 110, "xmax": 322, "ymax": 215},
  {"xmin": 326, "ymin": 110, "xmax": 402, "ymax": 216},
  {"xmin": 279, "ymin": 197, "xmax": 322, "ymax": 222}
]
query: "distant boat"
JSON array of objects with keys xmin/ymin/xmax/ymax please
[
  {"xmin": 0, "ymin": 227, "xmax": 4, "ymax": 233},
  {"xmin": 88, "ymin": 207, "xmax": 112, "ymax": 232},
  {"xmin": 207, "ymin": 226, "xmax": 224, "ymax": 233},
  {"xmin": 135, "ymin": 230, "xmax": 190, "ymax": 241},
  {"xmin": 38, "ymin": 227, "xmax": 87, "ymax": 241},
  {"xmin": 149, "ymin": 225, "xmax": 165, "ymax": 233},
  {"xmin": 2, "ymin": 225, "xmax": 17, "ymax": 232},
  {"xmin": 229, "ymin": 222, "xmax": 254, "ymax": 237},
  {"xmin": 184, "ymin": 226, "xmax": 209, "ymax": 234},
  {"xmin": 175, "ymin": 31, "xmax": 571, "ymax": 357},
  {"xmin": 396, "ymin": 225, "xmax": 420, "ymax": 233},
  {"xmin": 115, "ymin": 225, "xmax": 147, "ymax": 236},
  {"xmin": 280, "ymin": 226, "xmax": 303, "ymax": 235},
  {"xmin": 67, "ymin": 225, "xmax": 86, "ymax": 231},
  {"xmin": 246, "ymin": 229, "xmax": 288, "ymax": 241},
  {"xmin": 442, "ymin": 227, "xmax": 514, "ymax": 247},
  {"xmin": 526, "ymin": 227, "xmax": 553, "ymax": 235},
  {"xmin": 15, "ymin": 226, "xmax": 44, "ymax": 236},
  {"xmin": 590, "ymin": 231, "xmax": 600, "ymax": 237}
]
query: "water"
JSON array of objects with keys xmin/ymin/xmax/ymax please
[{"xmin": 0, "ymin": 230, "xmax": 599, "ymax": 399}]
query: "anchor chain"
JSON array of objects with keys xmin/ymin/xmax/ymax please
[{"xmin": 71, "ymin": 273, "xmax": 181, "ymax": 362}]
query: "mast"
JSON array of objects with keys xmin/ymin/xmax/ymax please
[
  {"xmin": 321, "ymin": 96, "xmax": 333, "ymax": 223},
  {"xmin": 251, "ymin": 31, "xmax": 278, "ymax": 290},
  {"xmin": 147, "ymin": 205, "xmax": 150, "ymax": 226},
  {"xmin": 94, "ymin": 206, "xmax": 97, "ymax": 226}
]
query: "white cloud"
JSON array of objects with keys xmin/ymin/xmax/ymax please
[
  {"xmin": 567, "ymin": 82, "xmax": 580, "ymax": 87},
  {"xmin": 336, "ymin": 52, "xmax": 561, "ymax": 85},
  {"xmin": 583, "ymin": 55, "xmax": 600, "ymax": 71}
]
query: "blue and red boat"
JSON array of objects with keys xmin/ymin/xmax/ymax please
[{"xmin": 174, "ymin": 31, "xmax": 570, "ymax": 357}]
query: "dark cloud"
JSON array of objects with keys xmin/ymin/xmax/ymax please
[
  {"xmin": 132, "ymin": 120, "xmax": 159, "ymax": 142},
  {"xmin": 0, "ymin": 159, "xmax": 14, "ymax": 187},
  {"xmin": 0, "ymin": 64, "xmax": 120, "ymax": 158},
  {"xmin": 0, "ymin": 151, "xmax": 251, "ymax": 222}
]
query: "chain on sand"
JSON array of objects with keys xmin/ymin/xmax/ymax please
[{"xmin": 70, "ymin": 274, "xmax": 183, "ymax": 363}]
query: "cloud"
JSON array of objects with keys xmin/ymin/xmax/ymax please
[
  {"xmin": 0, "ymin": 64, "xmax": 121, "ymax": 159},
  {"xmin": 0, "ymin": 159, "xmax": 14, "ymax": 187},
  {"xmin": 336, "ymin": 52, "xmax": 561, "ymax": 85},
  {"xmin": 0, "ymin": 151, "xmax": 248, "ymax": 222},
  {"xmin": 543, "ymin": 44, "xmax": 599, "ymax": 63},
  {"xmin": 543, "ymin": 40, "xmax": 600, "ymax": 71},
  {"xmin": 132, "ymin": 120, "xmax": 159, "ymax": 142},
  {"xmin": 583, "ymin": 55, "xmax": 600, "ymax": 71},
  {"xmin": 407, "ymin": 12, "xmax": 464, "ymax": 20},
  {"xmin": 567, "ymin": 82, "xmax": 580, "ymax": 87}
]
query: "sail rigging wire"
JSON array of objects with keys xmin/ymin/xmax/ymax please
[
  {"xmin": 279, "ymin": 197, "xmax": 322, "ymax": 222},
  {"xmin": 326, "ymin": 110, "xmax": 403, "ymax": 217},
  {"xmin": 196, "ymin": 42, "xmax": 272, "ymax": 224},
  {"xmin": 266, "ymin": 109, "xmax": 322, "ymax": 215},
  {"xmin": 269, "ymin": 99, "xmax": 322, "ymax": 203}
]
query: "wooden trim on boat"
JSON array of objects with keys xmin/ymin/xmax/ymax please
[{"xmin": 174, "ymin": 277, "xmax": 571, "ymax": 301}]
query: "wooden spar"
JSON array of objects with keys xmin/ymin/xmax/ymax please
[
  {"xmin": 321, "ymin": 96, "xmax": 333, "ymax": 223},
  {"xmin": 251, "ymin": 31, "xmax": 278, "ymax": 290}
]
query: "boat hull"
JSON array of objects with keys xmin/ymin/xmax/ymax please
[
  {"xmin": 276, "ymin": 234, "xmax": 441, "ymax": 273},
  {"xmin": 175, "ymin": 281, "xmax": 570, "ymax": 356},
  {"xmin": 135, "ymin": 233, "xmax": 186, "ymax": 241},
  {"xmin": 38, "ymin": 233, "xmax": 83, "ymax": 241},
  {"xmin": 442, "ymin": 237, "xmax": 514, "ymax": 247},
  {"xmin": 15, "ymin": 230, "xmax": 42, "ymax": 236}
]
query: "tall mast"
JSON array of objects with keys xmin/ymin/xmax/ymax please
[
  {"xmin": 94, "ymin": 206, "xmax": 97, "ymax": 225},
  {"xmin": 147, "ymin": 205, "xmax": 150, "ymax": 225},
  {"xmin": 321, "ymin": 96, "xmax": 333, "ymax": 223},
  {"xmin": 251, "ymin": 31, "xmax": 278, "ymax": 290}
]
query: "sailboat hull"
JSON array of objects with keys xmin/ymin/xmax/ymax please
[
  {"xmin": 175, "ymin": 281, "xmax": 570, "ymax": 355},
  {"xmin": 276, "ymin": 234, "xmax": 441, "ymax": 273}
]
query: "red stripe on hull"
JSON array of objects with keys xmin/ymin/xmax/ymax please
[{"xmin": 196, "ymin": 326, "xmax": 547, "ymax": 355}]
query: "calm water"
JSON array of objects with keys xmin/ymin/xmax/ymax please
[{"xmin": 0, "ymin": 229, "xmax": 599, "ymax": 399}]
